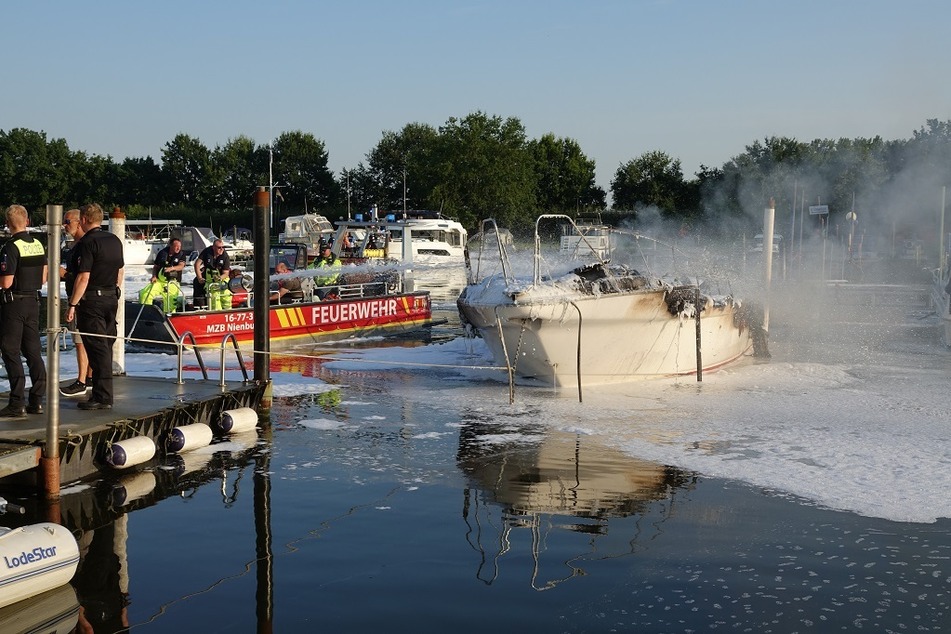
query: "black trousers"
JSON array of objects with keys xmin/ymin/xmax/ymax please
[
  {"xmin": 77, "ymin": 295, "xmax": 119, "ymax": 405},
  {"xmin": 193, "ymin": 279, "xmax": 207, "ymax": 307},
  {"xmin": 0, "ymin": 297, "xmax": 47, "ymax": 407}
]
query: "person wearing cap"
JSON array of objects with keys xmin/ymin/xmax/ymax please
[{"xmin": 309, "ymin": 241, "xmax": 342, "ymax": 299}]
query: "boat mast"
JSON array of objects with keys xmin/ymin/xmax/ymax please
[{"xmin": 269, "ymin": 145, "xmax": 275, "ymax": 235}]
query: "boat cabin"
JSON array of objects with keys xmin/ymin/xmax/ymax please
[
  {"xmin": 560, "ymin": 214, "xmax": 612, "ymax": 261},
  {"xmin": 269, "ymin": 243, "xmax": 309, "ymax": 274},
  {"xmin": 330, "ymin": 210, "xmax": 467, "ymax": 263},
  {"xmin": 279, "ymin": 213, "xmax": 335, "ymax": 259}
]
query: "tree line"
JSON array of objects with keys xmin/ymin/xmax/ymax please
[{"xmin": 2, "ymin": 114, "xmax": 949, "ymax": 242}]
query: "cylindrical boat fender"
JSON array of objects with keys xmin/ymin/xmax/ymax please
[
  {"xmin": 164, "ymin": 423, "xmax": 213, "ymax": 454},
  {"xmin": 216, "ymin": 407, "xmax": 258, "ymax": 435},
  {"xmin": 104, "ymin": 436, "xmax": 156, "ymax": 469},
  {"xmin": 0, "ymin": 522, "xmax": 80, "ymax": 610}
]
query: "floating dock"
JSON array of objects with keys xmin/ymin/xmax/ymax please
[{"xmin": 0, "ymin": 375, "xmax": 266, "ymax": 486}]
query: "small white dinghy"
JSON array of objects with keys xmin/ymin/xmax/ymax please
[{"xmin": 0, "ymin": 498, "xmax": 80, "ymax": 611}]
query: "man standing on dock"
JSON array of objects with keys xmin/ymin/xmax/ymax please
[
  {"xmin": 65, "ymin": 203, "xmax": 124, "ymax": 410},
  {"xmin": 0, "ymin": 204, "xmax": 47, "ymax": 418},
  {"xmin": 60, "ymin": 208, "xmax": 93, "ymax": 397}
]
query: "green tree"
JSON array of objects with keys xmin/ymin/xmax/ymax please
[
  {"xmin": 0, "ymin": 128, "xmax": 74, "ymax": 213},
  {"xmin": 161, "ymin": 133, "xmax": 213, "ymax": 207},
  {"xmin": 69, "ymin": 151, "xmax": 118, "ymax": 208},
  {"xmin": 116, "ymin": 156, "xmax": 166, "ymax": 210},
  {"xmin": 272, "ymin": 131, "xmax": 339, "ymax": 213},
  {"xmin": 361, "ymin": 123, "xmax": 440, "ymax": 212},
  {"xmin": 429, "ymin": 111, "xmax": 536, "ymax": 230},
  {"xmin": 611, "ymin": 150, "xmax": 685, "ymax": 216},
  {"xmin": 211, "ymin": 136, "xmax": 267, "ymax": 211},
  {"xmin": 529, "ymin": 133, "xmax": 605, "ymax": 214}
]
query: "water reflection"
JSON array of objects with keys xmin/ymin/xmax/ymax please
[
  {"xmin": 457, "ymin": 421, "xmax": 696, "ymax": 589},
  {"xmin": 0, "ymin": 431, "xmax": 268, "ymax": 633},
  {"xmin": 0, "ymin": 583, "xmax": 79, "ymax": 634}
]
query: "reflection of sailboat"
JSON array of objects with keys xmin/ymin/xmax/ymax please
[{"xmin": 457, "ymin": 423, "xmax": 695, "ymax": 589}]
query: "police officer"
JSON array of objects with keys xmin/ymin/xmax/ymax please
[
  {"xmin": 193, "ymin": 239, "xmax": 230, "ymax": 308},
  {"xmin": 65, "ymin": 203, "xmax": 124, "ymax": 410},
  {"xmin": 0, "ymin": 204, "xmax": 47, "ymax": 418}
]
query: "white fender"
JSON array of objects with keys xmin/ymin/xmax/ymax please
[
  {"xmin": 105, "ymin": 436, "xmax": 156, "ymax": 469},
  {"xmin": 217, "ymin": 407, "xmax": 258, "ymax": 435},
  {"xmin": 164, "ymin": 423, "xmax": 213, "ymax": 454},
  {"xmin": 0, "ymin": 523, "xmax": 80, "ymax": 610}
]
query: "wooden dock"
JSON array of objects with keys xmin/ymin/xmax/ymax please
[{"xmin": 0, "ymin": 375, "xmax": 267, "ymax": 486}]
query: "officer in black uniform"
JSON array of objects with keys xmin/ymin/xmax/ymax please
[
  {"xmin": 0, "ymin": 204, "xmax": 47, "ymax": 418},
  {"xmin": 65, "ymin": 203, "xmax": 124, "ymax": 410},
  {"xmin": 193, "ymin": 239, "xmax": 230, "ymax": 308}
]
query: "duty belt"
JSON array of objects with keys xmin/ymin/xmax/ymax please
[
  {"xmin": 11, "ymin": 290, "xmax": 41, "ymax": 298},
  {"xmin": 85, "ymin": 286, "xmax": 117, "ymax": 297}
]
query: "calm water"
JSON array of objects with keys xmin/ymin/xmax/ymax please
[{"xmin": 3, "ymin": 291, "xmax": 951, "ymax": 633}]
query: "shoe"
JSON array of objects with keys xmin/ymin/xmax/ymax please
[
  {"xmin": 78, "ymin": 400, "xmax": 112, "ymax": 411},
  {"xmin": 26, "ymin": 403, "xmax": 43, "ymax": 415},
  {"xmin": 0, "ymin": 405, "xmax": 26, "ymax": 418},
  {"xmin": 60, "ymin": 380, "xmax": 88, "ymax": 397}
]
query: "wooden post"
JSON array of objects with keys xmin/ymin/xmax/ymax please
[{"xmin": 253, "ymin": 187, "xmax": 271, "ymax": 407}]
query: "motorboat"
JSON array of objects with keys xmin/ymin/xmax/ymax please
[
  {"xmin": 457, "ymin": 215, "xmax": 766, "ymax": 390},
  {"xmin": 330, "ymin": 209, "xmax": 468, "ymax": 304},
  {"xmin": 0, "ymin": 498, "xmax": 80, "ymax": 611},
  {"xmin": 221, "ymin": 226, "xmax": 254, "ymax": 263},
  {"xmin": 330, "ymin": 208, "xmax": 467, "ymax": 265},
  {"xmin": 125, "ymin": 243, "xmax": 433, "ymax": 351},
  {"xmin": 279, "ymin": 213, "xmax": 335, "ymax": 261},
  {"xmin": 104, "ymin": 218, "xmax": 181, "ymax": 266},
  {"xmin": 98, "ymin": 220, "xmax": 224, "ymax": 267}
]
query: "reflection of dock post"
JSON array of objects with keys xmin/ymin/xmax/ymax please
[
  {"xmin": 253, "ymin": 187, "xmax": 272, "ymax": 409},
  {"xmin": 254, "ymin": 425, "xmax": 273, "ymax": 632}
]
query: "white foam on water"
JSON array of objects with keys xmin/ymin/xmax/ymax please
[
  {"xmin": 298, "ymin": 418, "xmax": 349, "ymax": 431},
  {"xmin": 73, "ymin": 311, "xmax": 951, "ymax": 524},
  {"xmin": 321, "ymin": 333, "xmax": 951, "ymax": 524}
]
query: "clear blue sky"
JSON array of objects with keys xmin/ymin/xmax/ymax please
[{"xmin": 3, "ymin": 0, "xmax": 949, "ymax": 196}]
